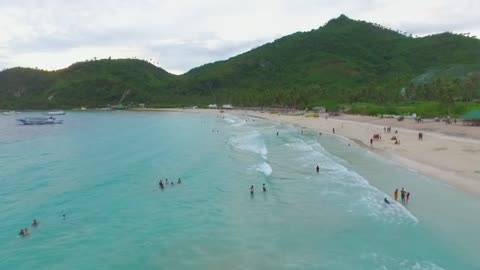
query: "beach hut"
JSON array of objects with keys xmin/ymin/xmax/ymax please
[{"xmin": 461, "ymin": 110, "xmax": 480, "ymax": 126}]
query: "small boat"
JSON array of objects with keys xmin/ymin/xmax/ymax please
[
  {"xmin": 17, "ymin": 117, "xmax": 63, "ymax": 125},
  {"xmin": 44, "ymin": 110, "xmax": 66, "ymax": 115}
]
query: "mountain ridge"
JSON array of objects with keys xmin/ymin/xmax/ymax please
[{"xmin": 1, "ymin": 15, "xmax": 479, "ymax": 110}]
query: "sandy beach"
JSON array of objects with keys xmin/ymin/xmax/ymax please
[{"xmin": 227, "ymin": 109, "xmax": 480, "ymax": 197}]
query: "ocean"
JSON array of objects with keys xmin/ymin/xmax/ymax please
[{"xmin": 1, "ymin": 111, "xmax": 479, "ymax": 269}]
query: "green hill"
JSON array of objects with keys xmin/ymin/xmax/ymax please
[{"xmin": 1, "ymin": 15, "xmax": 480, "ymax": 113}]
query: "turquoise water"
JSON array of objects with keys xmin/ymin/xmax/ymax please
[{"xmin": 1, "ymin": 111, "xmax": 480, "ymax": 269}]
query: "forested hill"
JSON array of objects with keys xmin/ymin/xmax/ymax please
[{"xmin": 1, "ymin": 15, "xmax": 479, "ymax": 110}]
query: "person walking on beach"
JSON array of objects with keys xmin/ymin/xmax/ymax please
[
  {"xmin": 418, "ymin": 132, "xmax": 423, "ymax": 140},
  {"xmin": 262, "ymin": 183, "xmax": 266, "ymax": 192},
  {"xmin": 332, "ymin": 128, "xmax": 335, "ymax": 134},
  {"xmin": 394, "ymin": 189, "xmax": 398, "ymax": 201},
  {"xmin": 406, "ymin": 192, "xmax": 410, "ymax": 203},
  {"xmin": 400, "ymin": 188, "xmax": 406, "ymax": 203},
  {"xmin": 370, "ymin": 138, "xmax": 373, "ymax": 146},
  {"xmin": 316, "ymin": 165, "xmax": 320, "ymax": 173}
]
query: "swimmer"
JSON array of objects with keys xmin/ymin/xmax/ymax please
[
  {"xmin": 400, "ymin": 188, "xmax": 406, "ymax": 203},
  {"xmin": 384, "ymin": 198, "xmax": 391, "ymax": 204},
  {"xmin": 62, "ymin": 214, "xmax": 66, "ymax": 220},
  {"xmin": 177, "ymin": 178, "xmax": 181, "ymax": 184},
  {"xmin": 32, "ymin": 219, "xmax": 39, "ymax": 227},
  {"xmin": 19, "ymin": 229, "xmax": 25, "ymax": 236},
  {"xmin": 262, "ymin": 183, "xmax": 266, "ymax": 192},
  {"xmin": 171, "ymin": 181, "xmax": 174, "ymax": 186},
  {"xmin": 250, "ymin": 185, "xmax": 254, "ymax": 194}
]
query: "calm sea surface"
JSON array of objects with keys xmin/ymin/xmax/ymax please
[{"xmin": 1, "ymin": 111, "xmax": 479, "ymax": 269}]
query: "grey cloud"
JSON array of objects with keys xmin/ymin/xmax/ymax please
[
  {"xmin": 399, "ymin": 19, "xmax": 480, "ymax": 36},
  {"xmin": 145, "ymin": 37, "xmax": 272, "ymax": 73}
]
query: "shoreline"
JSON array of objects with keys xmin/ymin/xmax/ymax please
[
  {"xmin": 50, "ymin": 107, "xmax": 480, "ymax": 197},
  {"xmin": 227, "ymin": 109, "xmax": 480, "ymax": 198}
]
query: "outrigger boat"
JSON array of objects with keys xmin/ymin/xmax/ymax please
[{"xmin": 17, "ymin": 117, "xmax": 63, "ymax": 125}]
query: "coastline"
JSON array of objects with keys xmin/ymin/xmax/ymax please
[{"xmin": 226, "ymin": 109, "xmax": 480, "ymax": 197}]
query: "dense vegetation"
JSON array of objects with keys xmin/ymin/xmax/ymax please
[{"xmin": 1, "ymin": 15, "xmax": 479, "ymax": 116}]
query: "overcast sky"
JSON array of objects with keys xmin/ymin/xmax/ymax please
[{"xmin": 0, "ymin": 0, "xmax": 478, "ymax": 74}]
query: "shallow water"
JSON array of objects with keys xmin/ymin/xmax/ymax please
[{"xmin": 1, "ymin": 111, "xmax": 479, "ymax": 269}]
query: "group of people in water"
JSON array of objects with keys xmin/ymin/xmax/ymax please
[
  {"xmin": 394, "ymin": 188, "xmax": 411, "ymax": 204},
  {"xmin": 19, "ymin": 219, "xmax": 39, "ymax": 237},
  {"xmin": 384, "ymin": 188, "xmax": 411, "ymax": 205},
  {"xmin": 250, "ymin": 183, "xmax": 267, "ymax": 194},
  {"xmin": 159, "ymin": 178, "xmax": 182, "ymax": 189}
]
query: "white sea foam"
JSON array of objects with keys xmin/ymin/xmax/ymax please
[
  {"xmin": 285, "ymin": 139, "xmax": 314, "ymax": 151},
  {"xmin": 362, "ymin": 253, "xmax": 445, "ymax": 270},
  {"xmin": 285, "ymin": 136, "xmax": 418, "ymax": 224},
  {"xmin": 228, "ymin": 130, "xmax": 268, "ymax": 157},
  {"xmin": 256, "ymin": 162, "xmax": 272, "ymax": 176}
]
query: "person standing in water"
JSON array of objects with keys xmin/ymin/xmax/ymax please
[
  {"xmin": 316, "ymin": 165, "xmax": 320, "ymax": 173},
  {"xmin": 19, "ymin": 228, "xmax": 29, "ymax": 236},
  {"xmin": 177, "ymin": 178, "xmax": 181, "ymax": 184},
  {"xmin": 400, "ymin": 188, "xmax": 406, "ymax": 203},
  {"xmin": 32, "ymin": 219, "xmax": 39, "ymax": 227},
  {"xmin": 159, "ymin": 180, "xmax": 164, "ymax": 189},
  {"xmin": 250, "ymin": 185, "xmax": 254, "ymax": 194},
  {"xmin": 276, "ymin": 132, "xmax": 279, "ymax": 136},
  {"xmin": 406, "ymin": 192, "xmax": 410, "ymax": 203},
  {"xmin": 394, "ymin": 189, "xmax": 398, "ymax": 201},
  {"xmin": 262, "ymin": 184, "xmax": 266, "ymax": 192},
  {"xmin": 165, "ymin": 179, "xmax": 169, "ymax": 185}
]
